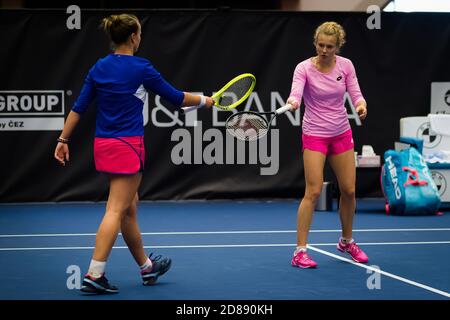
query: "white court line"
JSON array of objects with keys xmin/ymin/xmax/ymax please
[
  {"xmin": 307, "ymin": 245, "xmax": 450, "ymax": 299},
  {"xmin": 0, "ymin": 228, "xmax": 449, "ymax": 238},
  {"xmin": 1, "ymin": 240, "xmax": 449, "ymax": 251}
]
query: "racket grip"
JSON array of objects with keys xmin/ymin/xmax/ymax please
[
  {"xmin": 180, "ymin": 105, "xmax": 204, "ymax": 114},
  {"xmin": 275, "ymin": 103, "xmax": 294, "ymax": 115}
]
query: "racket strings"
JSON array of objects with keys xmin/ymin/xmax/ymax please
[
  {"xmin": 226, "ymin": 113, "xmax": 269, "ymax": 141},
  {"xmin": 219, "ymin": 76, "xmax": 254, "ymax": 107}
]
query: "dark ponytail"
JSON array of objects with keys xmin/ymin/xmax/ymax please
[{"xmin": 100, "ymin": 14, "xmax": 139, "ymax": 45}]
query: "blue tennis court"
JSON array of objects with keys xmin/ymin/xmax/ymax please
[{"xmin": 1, "ymin": 199, "xmax": 449, "ymax": 301}]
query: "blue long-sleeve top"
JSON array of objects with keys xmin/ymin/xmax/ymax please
[{"xmin": 72, "ymin": 54, "xmax": 184, "ymax": 137}]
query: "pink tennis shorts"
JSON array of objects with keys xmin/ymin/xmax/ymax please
[
  {"xmin": 94, "ymin": 136, "xmax": 145, "ymax": 174},
  {"xmin": 302, "ymin": 129, "xmax": 354, "ymax": 156}
]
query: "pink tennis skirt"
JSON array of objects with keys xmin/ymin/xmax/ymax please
[{"xmin": 94, "ymin": 136, "xmax": 145, "ymax": 174}]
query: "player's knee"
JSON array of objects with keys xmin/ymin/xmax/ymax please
[
  {"xmin": 106, "ymin": 206, "xmax": 130, "ymax": 219},
  {"xmin": 124, "ymin": 203, "xmax": 137, "ymax": 218},
  {"xmin": 340, "ymin": 187, "xmax": 355, "ymax": 199},
  {"xmin": 304, "ymin": 189, "xmax": 322, "ymax": 203}
]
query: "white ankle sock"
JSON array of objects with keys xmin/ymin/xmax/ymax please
[
  {"xmin": 88, "ymin": 259, "xmax": 106, "ymax": 279},
  {"xmin": 294, "ymin": 246, "xmax": 307, "ymax": 255},
  {"xmin": 139, "ymin": 257, "xmax": 153, "ymax": 271}
]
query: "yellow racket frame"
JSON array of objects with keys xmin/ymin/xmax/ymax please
[{"xmin": 212, "ymin": 73, "xmax": 256, "ymax": 110}]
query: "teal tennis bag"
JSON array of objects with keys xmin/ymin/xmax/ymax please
[{"xmin": 381, "ymin": 147, "xmax": 441, "ymax": 215}]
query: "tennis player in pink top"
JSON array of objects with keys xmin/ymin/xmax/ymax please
[{"xmin": 288, "ymin": 22, "xmax": 369, "ymax": 268}]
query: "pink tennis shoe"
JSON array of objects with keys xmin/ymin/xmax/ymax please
[
  {"xmin": 337, "ymin": 239, "xmax": 369, "ymax": 263},
  {"xmin": 292, "ymin": 250, "xmax": 318, "ymax": 268}
]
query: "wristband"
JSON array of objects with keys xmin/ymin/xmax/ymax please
[
  {"xmin": 57, "ymin": 137, "xmax": 69, "ymax": 144},
  {"xmin": 198, "ymin": 95, "xmax": 206, "ymax": 107}
]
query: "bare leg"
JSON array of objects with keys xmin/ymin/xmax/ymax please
[
  {"xmin": 328, "ymin": 149, "xmax": 356, "ymax": 240},
  {"xmin": 121, "ymin": 192, "xmax": 148, "ymax": 266},
  {"xmin": 297, "ymin": 150, "xmax": 326, "ymax": 247},
  {"xmin": 92, "ymin": 173, "xmax": 142, "ymax": 262}
]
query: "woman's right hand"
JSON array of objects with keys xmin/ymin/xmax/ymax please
[
  {"xmin": 204, "ymin": 96, "xmax": 215, "ymax": 108},
  {"xmin": 287, "ymin": 98, "xmax": 300, "ymax": 110},
  {"xmin": 54, "ymin": 142, "xmax": 70, "ymax": 166}
]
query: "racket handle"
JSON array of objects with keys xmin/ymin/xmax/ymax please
[
  {"xmin": 275, "ymin": 103, "xmax": 294, "ymax": 115},
  {"xmin": 180, "ymin": 105, "xmax": 204, "ymax": 114}
]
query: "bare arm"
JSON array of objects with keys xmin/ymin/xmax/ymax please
[
  {"xmin": 59, "ymin": 111, "xmax": 81, "ymax": 140},
  {"xmin": 54, "ymin": 111, "xmax": 81, "ymax": 166},
  {"xmin": 182, "ymin": 92, "xmax": 215, "ymax": 108}
]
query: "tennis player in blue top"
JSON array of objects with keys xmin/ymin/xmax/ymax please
[{"xmin": 54, "ymin": 13, "xmax": 214, "ymax": 294}]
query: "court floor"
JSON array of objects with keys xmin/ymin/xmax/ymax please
[{"xmin": 0, "ymin": 199, "xmax": 449, "ymax": 300}]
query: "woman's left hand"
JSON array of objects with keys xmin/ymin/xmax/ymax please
[
  {"xmin": 54, "ymin": 142, "xmax": 70, "ymax": 166},
  {"xmin": 356, "ymin": 105, "xmax": 367, "ymax": 120}
]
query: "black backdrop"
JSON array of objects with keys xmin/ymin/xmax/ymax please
[{"xmin": 1, "ymin": 9, "xmax": 449, "ymax": 202}]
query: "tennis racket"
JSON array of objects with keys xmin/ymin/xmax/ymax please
[
  {"xmin": 180, "ymin": 73, "xmax": 256, "ymax": 114},
  {"xmin": 225, "ymin": 104, "xmax": 294, "ymax": 141}
]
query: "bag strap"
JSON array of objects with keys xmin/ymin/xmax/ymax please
[{"xmin": 402, "ymin": 166, "xmax": 428, "ymax": 187}]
